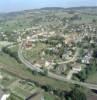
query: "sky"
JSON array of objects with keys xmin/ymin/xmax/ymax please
[{"xmin": 0, "ymin": 0, "xmax": 97, "ymax": 12}]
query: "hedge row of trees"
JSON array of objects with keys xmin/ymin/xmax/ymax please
[
  {"xmin": 27, "ymin": 71, "xmax": 87, "ymax": 100},
  {"xmin": 39, "ymin": 84, "xmax": 86, "ymax": 100},
  {"xmin": 45, "ymin": 35, "xmax": 64, "ymax": 45},
  {"xmin": 2, "ymin": 47, "xmax": 21, "ymax": 63}
]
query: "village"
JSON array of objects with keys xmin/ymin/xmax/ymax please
[
  {"xmin": 0, "ymin": 7, "xmax": 97, "ymax": 100},
  {"xmin": 16, "ymin": 22, "xmax": 97, "ymax": 80}
]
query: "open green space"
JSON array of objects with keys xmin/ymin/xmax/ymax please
[
  {"xmin": 24, "ymin": 42, "xmax": 47, "ymax": 62},
  {"xmin": 71, "ymin": 13, "xmax": 97, "ymax": 24},
  {"xmin": 8, "ymin": 45, "xmax": 18, "ymax": 52},
  {"xmin": 44, "ymin": 92, "xmax": 59, "ymax": 100},
  {"xmin": 23, "ymin": 42, "xmax": 63, "ymax": 66},
  {"xmin": 0, "ymin": 50, "xmax": 72, "ymax": 91},
  {"xmin": 0, "ymin": 69, "xmax": 17, "ymax": 88},
  {"xmin": 86, "ymin": 73, "xmax": 97, "ymax": 84}
]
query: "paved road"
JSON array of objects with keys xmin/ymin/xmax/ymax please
[
  {"xmin": 18, "ymin": 41, "xmax": 97, "ymax": 90},
  {"xmin": 48, "ymin": 72, "xmax": 97, "ymax": 90}
]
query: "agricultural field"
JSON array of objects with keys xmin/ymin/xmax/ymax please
[{"xmin": 0, "ymin": 69, "xmax": 17, "ymax": 88}]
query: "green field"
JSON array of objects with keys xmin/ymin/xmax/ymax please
[
  {"xmin": 0, "ymin": 69, "xmax": 17, "ymax": 88},
  {"xmin": 8, "ymin": 93, "xmax": 23, "ymax": 100},
  {"xmin": 23, "ymin": 42, "xmax": 63, "ymax": 66},
  {"xmin": 72, "ymin": 14, "xmax": 97, "ymax": 24},
  {"xmin": 44, "ymin": 92, "xmax": 59, "ymax": 100},
  {"xmin": 24, "ymin": 42, "xmax": 47, "ymax": 62},
  {"xmin": 86, "ymin": 73, "xmax": 97, "ymax": 84}
]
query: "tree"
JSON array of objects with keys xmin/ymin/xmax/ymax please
[
  {"xmin": 77, "ymin": 69, "xmax": 87, "ymax": 82},
  {"xmin": 93, "ymin": 50, "xmax": 97, "ymax": 58},
  {"xmin": 53, "ymin": 63, "xmax": 58, "ymax": 69},
  {"xmin": 71, "ymin": 88, "xmax": 87, "ymax": 100},
  {"xmin": 32, "ymin": 70, "xmax": 38, "ymax": 75},
  {"xmin": 59, "ymin": 47, "xmax": 64, "ymax": 58},
  {"xmin": 41, "ymin": 68, "xmax": 48, "ymax": 76}
]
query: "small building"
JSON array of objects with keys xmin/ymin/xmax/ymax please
[
  {"xmin": 45, "ymin": 61, "xmax": 50, "ymax": 67},
  {"xmin": 73, "ymin": 66, "xmax": 82, "ymax": 72},
  {"xmin": 0, "ymin": 89, "xmax": 4, "ymax": 100},
  {"xmin": 0, "ymin": 89, "xmax": 10, "ymax": 100},
  {"xmin": 56, "ymin": 43, "xmax": 62, "ymax": 48},
  {"xmin": 25, "ymin": 41, "xmax": 32, "ymax": 48},
  {"xmin": 81, "ymin": 51, "xmax": 93, "ymax": 64},
  {"xmin": 71, "ymin": 63, "xmax": 82, "ymax": 72}
]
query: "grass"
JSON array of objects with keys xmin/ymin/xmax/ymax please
[
  {"xmin": 9, "ymin": 80, "xmax": 36, "ymax": 97},
  {"xmin": 0, "ymin": 41, "xmax": 12, "ymax": 48},
  {"xmin": 44, "ymin": 92, "xmax": 59, "ymax": 100},
  {"xmin": 24, "ymin": 42, "xmax": 47, "ymax": 61},
  {"xmin": 8, "ymin": 45, "xmax": 18, "ymax": 52},
  {"xmin": 72, "ymin": 14, "xmax": 97, "ymax": 24},
  {"xmin": 0, "ymin": 50, "xmax": 72, "ymax": 91},
  {"xmin": 86, "ymin": 72, "xmax": 97, "ymax": 84},
  {"xmin": 0, "ymin": 69, "xmax": 17, "ymax": 88},
  {"xmin": 23, "ymin": 42, "xmax": 63, "ymax": 66}
]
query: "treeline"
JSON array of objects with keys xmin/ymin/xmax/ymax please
[
  {"xmin": 45, "ymin": 35, "xmax": 64, "ymax": 45},
  {"xmin": 41, "ymin": 85, "xmax": 86, "ymax": 100},
  {"xmin": 31, "ymin": 79, "xmax": 87, "ymax": 100},
  {"xmin": 26, "ymin": 70, "xmax": 87, "ymax": 100},
  {"xmin": 2, "ymin": 47, "xmax": 21, "ymax": 63}
]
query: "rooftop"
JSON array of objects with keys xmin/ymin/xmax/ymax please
[{"xmin": 0, "ymin": 89, "xmax": 4, "ymax": 99}]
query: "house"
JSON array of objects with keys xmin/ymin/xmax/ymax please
[
  {"xmin": 56, "ymin": 64, "xmax": 67, "ymax": 74},
  {"xmin": 47, "ymin": 47, "xmax": 59, "ymax": 54},
  {"xmin": 0, "ymin": 89, "xmax": 10, "ymax": 100},
  {"xmin": 25, "ymin": 41, "xmax": 32, "ymax": 48},
  {"xmin": 62, "ymin": 50, "xmax": 73, "ymax": 60},
  {"xmin": 64, "ymin": 33, "xmax": 79, "ymax": 45},
  {"xmin": 71, "ymin": 63, "xmax": 82, "ymax": 72},
  {"xmin": 81, "ymin": 50, "xmax": 93, "ymax": 64},
  {"xmin": 56, "ymin": 43, "xmax": 62, "ymax": 48},
  {"xmin": 73, "ymin": 66, "xmax": 82, "ymax": 72}
]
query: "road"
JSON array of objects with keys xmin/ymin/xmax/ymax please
[
  {"xmin": 18, "ymin": 41, "xmax": 97, "ymax": 90},
  {"xmin": 18, "ymin": 42, "xmax": 43, "ymax": 73}
]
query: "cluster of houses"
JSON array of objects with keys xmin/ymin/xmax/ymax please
[
  {"xmin": 16, "ymin": 22, "xmax": 97, "ymax": 80},
  {"xmin": 0, "ymin": 88, "xmax": 10, "ymax": 100},
  {"xmin": 0, "ymin": 32, "xmax": 8, "ymax": 41},
  {"xmin": 81, "ymin": 50, "xmax": 93, "ymax": 64}
]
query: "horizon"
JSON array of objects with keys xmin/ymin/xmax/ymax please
[
  {"xmin": 0, "ymin": 0, "xmax": 97, "ymax": 13},
  {"xmin": 1, "ymin": 6, "xmax": 97, "ymax": 14}
]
